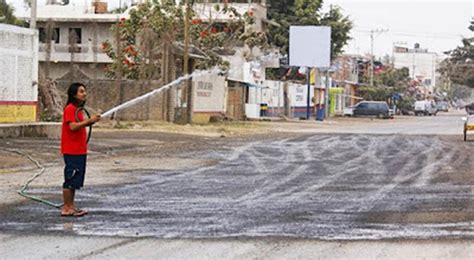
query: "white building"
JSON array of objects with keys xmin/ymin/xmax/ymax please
[
  {"xmin": 393, "ymin": 44, "xmax": 438, "ymax": 92},
  {"xmin": 20, "ymin": 1, "xmax": 124, "ymax": 80},
  {"xmin": 0, "ymin": 24, "xmax": 39, "ymax": 123}
]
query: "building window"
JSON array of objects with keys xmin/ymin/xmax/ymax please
[
  {"xmin": 38, "ymin": 27, "xmax": 60, "ymax": 44},
  {"xmin": 68, "ymin": 28, "xmax": 82, "ymax": 44},
  {"xmin": 68, "ymin": 28, "xmax": 82, "ymax": 52},
  {"xmin": 194, "ymin": 1, "xmax": 263, "ymax": 3}
]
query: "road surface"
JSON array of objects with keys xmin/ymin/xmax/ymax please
[{"xmin": 0, "ymin": 111, "xmax": 472, "ymax": 258}]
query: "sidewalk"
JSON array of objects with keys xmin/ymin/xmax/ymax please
[
  {"xmin": 0, "ymin": 122, "xmax": 60, "ymax": 139},
  {"xmin": 1, "ymin": 234, "xmax": 472, "ymax": 259}
]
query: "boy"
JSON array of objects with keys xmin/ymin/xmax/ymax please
[{"xmin": 61, "ymin": 83, "xmax": 101, "ymax": 217}]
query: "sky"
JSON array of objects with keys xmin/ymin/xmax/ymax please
[
  {"xmin": 323, "ymin": 0, "xmax": 473, "ymax": 58},
  {"xmin": 7, "ymin": 0, "xmax": 474, "ymax": 58}
]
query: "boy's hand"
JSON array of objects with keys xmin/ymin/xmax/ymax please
[{"xmin": 90, "ymin": 114, "xmax": 101, "ymax": 124}]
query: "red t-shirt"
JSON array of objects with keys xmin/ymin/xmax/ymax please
[{"xmin": 61, "ymin": 103, "xmax": 87, "ymax": 155}]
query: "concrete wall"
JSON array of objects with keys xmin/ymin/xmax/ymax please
[
  {"xmin": 56, "ymin": 79, "xmax": 172, "ymax": 121},
  {"xmin": 0, "ymin": 24, "xmax": 39, "ymax": 123},
  {"xmin": 259, "ymin": 80, "xmax": 319, "ymax": 118},
  {"xmin": 192, "ymin": 73, "xmax": 227, "ymax": 123},
  {"xmin": 0, "ymin": 122, "xmax": 60, "ymax": 139}
]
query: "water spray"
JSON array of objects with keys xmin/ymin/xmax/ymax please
[
  {"xmin": 100, "ymin": 52, "xmax": 282, "ymax": 118},
  {"xmin": 101, "ymin": 68, "xmax": 222, "ymax": 118}
]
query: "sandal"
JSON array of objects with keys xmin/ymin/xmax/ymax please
[
  {"xmin": 74, "ymin": 208, "xmax": 88, "ymax": 215},
  {"xmin": 61, "ymin": 209, "xmax": 87, "ymax": 217}
]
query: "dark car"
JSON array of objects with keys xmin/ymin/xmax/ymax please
[{"xmin": 353, "ymin": 101, "xmax": 391, "ymax": 119}]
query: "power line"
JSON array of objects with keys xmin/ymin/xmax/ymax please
[{"xmin": 354, "ymin": 29, "xmax": 467, "ymax": 40}]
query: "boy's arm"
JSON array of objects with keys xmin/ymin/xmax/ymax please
[{"xmin": 69, "ymin": 115, "xmax": 101, "ymax": 131}]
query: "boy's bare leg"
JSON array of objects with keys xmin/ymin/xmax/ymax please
[
  {"xmin": 62, "ymin": 188, "xmax": 75, "ymax": 214},
  {"xmin": 71, "ymin": 189, "xmax": 87, "ymax": 214}
]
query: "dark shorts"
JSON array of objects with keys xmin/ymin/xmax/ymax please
[{"xmin": 63, "ymin": 154, "xmax": 87, "ymax": 190}]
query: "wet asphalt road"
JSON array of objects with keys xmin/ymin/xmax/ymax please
[{"xmin": 0, "ymin": 134, "xmax": 473, "ymax": 240}]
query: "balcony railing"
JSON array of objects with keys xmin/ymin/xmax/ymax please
[
  {"xmin": 193, "ymin": 3, "xmax": 266, "ymax": 22},
  {"xmin": 38, "ymin": 42, "xmax": 112, "ymax": 63}
]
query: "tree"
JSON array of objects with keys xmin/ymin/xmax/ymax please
[
  {"xmin": 374, "ymin": 67, "xmax": 409, "ymax": 88},
  {"xmin": 267, "ymin": 0, "xmax": 352, "ymax": 58},
  {"xmin": 103, "ymin": 1, "xmax": 267, "ymax": 80},
  {"xmin": 102, "ymin": 1, "xmax": 268, "ymax": 122},
  {"xmin": 0, "ymin": 0, "xmax": 26, "ymax": 26},
  {"xmin": 439, "ymin": 37, "xmax": 474, "ymax": 88}
]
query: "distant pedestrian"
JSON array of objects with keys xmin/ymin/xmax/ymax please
[{"xmin": 60, "ymin": 83, "xmax": 101, "ymax": 217}]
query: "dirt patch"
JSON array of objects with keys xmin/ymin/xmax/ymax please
[
  {"xmin": 0, "ymin": 151, "xmax": 30, "ymax": 170},
  {"xmin": 96, "ymin": 120, "xmax": 268, "ymax": 138}
]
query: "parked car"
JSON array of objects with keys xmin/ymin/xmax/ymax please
[
  {"xmin": 351, "ymin": 101, "xmax": 391, "ymax": 119},
  {"xmin": 466, "ymin": 102, "xmax": 474, "ymax": 115},
  {"xmin": 343, "ymin": 107, "xmax": 354, "ymax": 116},
  {"xmin": 414, "ymin": 100, "xmax": 437, "ymax": 116},
  {"xmin": 462, "ymin": 115, "xmax": 474, "ymax": 141},
  {"xmin": 436, "ymin": 101, "xmax": 449, "ymax": 112}
]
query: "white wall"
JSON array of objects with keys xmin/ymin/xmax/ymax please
[
  {"xmin": 0, "ymin": 24, "xmax": 38, "ymax": 103},
  {"xmin": 262, "ymin": 80, "xmax": 315, "ymax": 108},
  {"xmin": 192, "ymin": 73, "xmax": 226, "ymax": 113}
]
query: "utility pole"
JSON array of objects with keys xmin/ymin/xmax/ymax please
[
  {"xmin": 369, "ymin": 28, "xmax": 388, "ymax": 86},
  {"xmin": 324, "ymin": 70, "xmax": 330, "ymax": 118},
  {"xmin": 115, "ymin": 18, "xmax": 124, "ymax": 120},
  {"xmin": 30, "ymin": 0, "xmax": 37, "ymax": 29},
  {"xmin": 184, "ymin": 0, "xmax": 192, "ymax": 124},
  {"xmin": 306, "ymin": 68, "xmax": 311, "ymax": 120}
]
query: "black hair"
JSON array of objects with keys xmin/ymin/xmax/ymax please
[{"xmin": 66, "ymin": 83, "xmax": 86, "ymax": 107}]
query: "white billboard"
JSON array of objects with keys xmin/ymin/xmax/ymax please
[{"xmin": 289, "ymin": 26, "xmax": 331, "ymax": 68}]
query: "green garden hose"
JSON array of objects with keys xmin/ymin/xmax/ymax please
[
  {"xmin": 8, "ymin": 148, "xmax": 63, "ymax": 209},
  {"xmin": 75, "ymin": 106, "xmax": 92, "ymax": 144}
]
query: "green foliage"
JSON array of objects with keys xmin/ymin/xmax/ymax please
[
  {"xmin": 439, "ymin": 36, "xmax": 474, "ymax": 88},
  {"xmin": 320, "ymin": 5, "xmax": 352, "ymax": 59},
  {"xmin": 357, "ymin": 86, "xmax": 392, "ymax": 101},
  {"xmin": 397, "ymin": 96, "xmax": 415, "ymax": 112},
  {"xmin": 374, "ymin": 67, "xmax": 409, "ymax": 87},
  {"xmin": 295, "ymin": 0, "xmax": 322, "ymax": 25},
  {"xmin": 0, "ymin": 0, "xmax": 26, "ymax": 26},
  {"xmin": 267, "ymin": 0, "xmax": 352, "ymax": 58}
]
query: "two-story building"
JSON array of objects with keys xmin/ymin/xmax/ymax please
[{"xmin": 31, "ymin": 1, "xmax": 121, "ymax": 80}]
